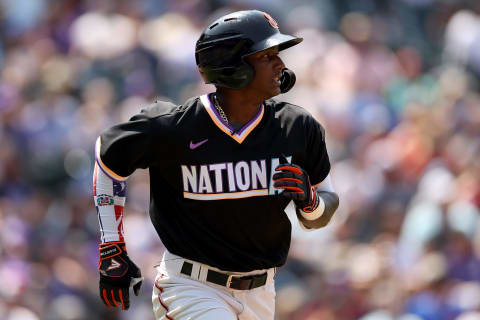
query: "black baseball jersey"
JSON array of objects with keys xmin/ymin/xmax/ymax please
[{"xmin": 98, "ymin": 93, "xmax": 330, "ymax": 272}]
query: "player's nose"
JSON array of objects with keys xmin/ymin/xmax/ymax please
[{"xmin": 272, "ymin": 55, "xmax": 285, "ymax": 71}]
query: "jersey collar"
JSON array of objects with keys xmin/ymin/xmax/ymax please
[{"xmin": 200, "ymin": 94, "xmax": 264, "ymax": 144}]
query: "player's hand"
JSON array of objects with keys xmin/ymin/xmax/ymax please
[
  {"xmin": 273, "ymin": 156, "xmax": 320, "ymax": 212},
  {"xmin": 98, "ymin": 242, "xmax": 143, "ymax": 310}
]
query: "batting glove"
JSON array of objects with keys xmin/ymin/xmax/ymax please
[
  {"xmin": 98, "ymin": 242, "xmax": 143, "ymax": 310},
  {"xmin": 273, "ymin": 156, "xmax": 320, "ymax": 213}
]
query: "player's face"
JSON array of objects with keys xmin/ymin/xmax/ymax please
[{"xmin": 244, "ymin": 47, "xmax": 285, "ymax": 99}]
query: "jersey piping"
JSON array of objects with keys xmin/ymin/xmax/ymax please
[
  {"xmin": 95, "ymin": 137, "xmax": 129, "ymax": 181},
  {"xmin": 184, "ymin": 189, "xmax": 269, "ymax": 200},
  {"xmin": 200, "ymin": 94, "xmax": 264, "ymax": 144}
]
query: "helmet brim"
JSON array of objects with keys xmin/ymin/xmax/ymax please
[{"xmin": 247, "ymin": 33, "xmax": 303, "ymax": 56}]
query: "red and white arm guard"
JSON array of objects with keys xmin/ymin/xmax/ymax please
[{"xmin": 93, "ymin": 139, "xmax": 128, "ymax": 243}]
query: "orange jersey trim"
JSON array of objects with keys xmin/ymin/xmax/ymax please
[
  {"xmin": 95, "ymin": 137, "xmax": 129, "ymax": 181},
  {"xmin": 184, "ymin": 189, "xmax": 269, "ymax": 200},
  {"xmin": 200, "ymin": 94, "xmax": 264, "ymax": 144}
]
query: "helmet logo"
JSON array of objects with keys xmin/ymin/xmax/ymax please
[{"xmin": 263, "ymin": 12, "xmax": 279, "ymax": 29}]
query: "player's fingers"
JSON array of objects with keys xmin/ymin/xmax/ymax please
[
  {"xmin": 273, "ymin": 180, "xmax": 302, "ymax": 189},
  {"xmin": 275, "ymin": 165, "xmax": 303, "ymax": 175},
  {"xmin": 111, "ymin": 289, "xmax": 120, "ymax": 308},
  {"xmin": 282, "ymin": 191, "xmax": 305, "ymax": 200},
  {"xmin": 119, "ymin": 288, "xmax": 129, "ymax": 310},
  {"xmin": 272, "ymin": 171, "xmax": 301, "ymax": 181},
  {"xmin": 273, "ymin": 177, "xmax": 302, "ymax": 184},
  {"xmin": 101, "ymin": 288, "xmax": 111, "ymax": 307},
  {"xmin": 275, "ymin": 185, "xmax": 304, "ymax": 194}
]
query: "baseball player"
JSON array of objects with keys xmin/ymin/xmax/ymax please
[{"xmin": 93, "ymin": 10, "xmax": 339, "ymax": 320}]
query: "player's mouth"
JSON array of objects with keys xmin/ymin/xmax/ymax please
[{"xmin": 273, "ymin": 73, "xmax": 281, "ymax": 86}]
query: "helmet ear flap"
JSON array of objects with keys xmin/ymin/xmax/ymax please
[
  {"xmin": 212, "ymin": 63, "xmax": 255, "ymax": 89},
  {"xmin": 196, "ymin": 37, "xmax": 255, "ymax": 88}
]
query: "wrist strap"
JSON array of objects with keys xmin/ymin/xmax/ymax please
[
  {"xmin": 301, "ymin": 187, "xmax": 319, "ymax": 212},
  {"xmin": 100, "ymin": 242, "xmax": 125, "ymax": 260},
  {"xmin": 300, "ymin": 192, "xmax": 325, "ymax": 220}
]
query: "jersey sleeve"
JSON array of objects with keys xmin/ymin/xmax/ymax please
[
  {"xmin": 303, "ymin": 116, "xmax": 331, "ymax": 186},
  {"xmin": 95, "ymin": 112, "xmax": 153, "ymax": 180}
]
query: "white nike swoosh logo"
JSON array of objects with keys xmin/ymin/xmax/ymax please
[{"xmin": 190, "ymin": 139, "xmax": 208, "ymax": 150}]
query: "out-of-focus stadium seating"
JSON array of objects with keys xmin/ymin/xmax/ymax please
[{"xmin": 0, "ymin": 0, "xmax": 479, "ymax": 319}]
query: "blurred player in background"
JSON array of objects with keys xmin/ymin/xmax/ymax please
[{"xmin": 93, "ymin": 10, "xmax": 338, "ymax": 319}]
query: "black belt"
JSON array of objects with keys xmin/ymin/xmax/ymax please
[{"xmin": 180, "ymin": 261, "xmax": 267, "ymax": 290}]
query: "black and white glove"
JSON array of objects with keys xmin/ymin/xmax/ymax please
[
  {"xmin": 98, "ymin": 242, "xmax": 143, "ymax": 310},
  {"xmin": 273, "ymin": 157, "xmax": 320, "ymax": 213}
]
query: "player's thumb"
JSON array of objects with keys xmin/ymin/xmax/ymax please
[{"xmin": 131, "ymin": 277, "xmax": 143, "ymax": 296}]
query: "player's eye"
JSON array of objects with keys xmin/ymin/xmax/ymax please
[
  {"xmin": 262, "ymin": 53, "xmax": 275, "ymax": 60},
  {"xmin": 257, "ymin": 50, "xmax": 279, "ymax": 62}
]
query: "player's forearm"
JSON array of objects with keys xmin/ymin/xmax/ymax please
[
  {"xmin": 296, "ymin": 191, "xmax": 339, "ymax": 229},
  {"xmin": 93, "ymin": 161, "xmax": 127, "ymax": 243}
]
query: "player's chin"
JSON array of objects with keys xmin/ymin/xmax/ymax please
[
  {"xmin": 270, "ymin": 85, "xmax": 282, "ymax": 97},
  {"xmin": 263, "ymin": 89, "xmax": 280, "ymax": 100},
  {"xmin": 265, "ymin": 82, "xmax": 281, "ymax": 97},
  {"xmin": 257, "ymin": 83, "xmax": 281, "ymax": 100}
]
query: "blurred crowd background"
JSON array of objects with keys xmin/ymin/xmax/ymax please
[{"xmin": 1, "ymin": 0, "xmax": 480, "ymax": 319}]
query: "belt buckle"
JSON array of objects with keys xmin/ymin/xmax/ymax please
[{"xmin": 226, "ymin": 274, "xmax": 234, "ymax": 288}]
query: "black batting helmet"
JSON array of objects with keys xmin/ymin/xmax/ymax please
[{"xmin": 195, "ymin": 10, "xmax": 303, "ymax": 89}]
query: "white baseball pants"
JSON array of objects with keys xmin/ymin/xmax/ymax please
[{"xmin": 152, "ymin": 251, "xmax": 276, "ymax": 320}]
